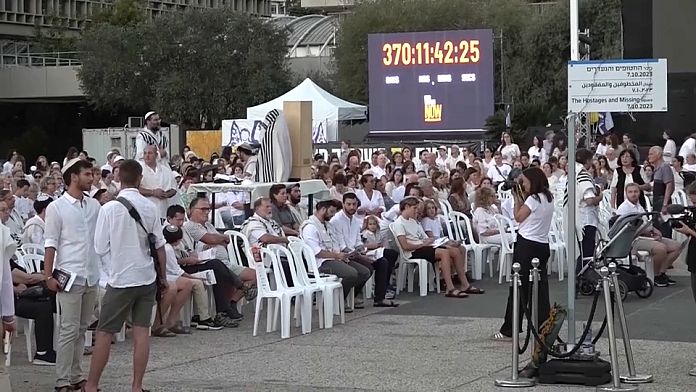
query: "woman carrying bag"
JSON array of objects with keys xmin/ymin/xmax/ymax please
[{"xmin": 493, "ymin": 167, "xmax": 554, "ymax": 340}]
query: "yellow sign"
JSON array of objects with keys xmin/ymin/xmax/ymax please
[{"xmin": 424, "ymin": 95, "xmax": 442, "ymax": 122}]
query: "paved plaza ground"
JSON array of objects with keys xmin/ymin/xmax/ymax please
[{"xmin": 8, "ymin": 270, "xmax": 696, "ymax": 392}]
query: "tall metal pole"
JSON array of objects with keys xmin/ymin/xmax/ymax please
[
  {"xmin": 500, "ymin": 28, "xmax": 505, "ymax": 105},
  {"xmin": 567, "ymin": 0, "xmax": 580, "ymax": 346}
]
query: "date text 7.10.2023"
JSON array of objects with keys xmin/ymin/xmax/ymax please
[{"xmin": 382, "ymin": 40, "xmax": 481, "ymax": 66}]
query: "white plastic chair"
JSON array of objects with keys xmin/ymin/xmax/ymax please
[
  {"xmin": 493, "ymin": 215, "xmax": 515, "ymax": 284},
  {"xmin": 288, "ymin": 241, "xmax": 345, "ymax": 329},
  {"xmin": 548, "ymin": 219, "xmax": 567, "ymax": 281},
  {"xmin": 268, "ymin": 244, "xmax": 319, "ymax": 334},
  {"xmin": 225, "ymin": 230, "xmax": 256, "ymax": 269},
  {"xmin": 389, "ymin": 223, "xmax": 438, "ymax": 297},
  {"xmin": 252, "ymin": 247, "xmax": 305, "ymax": 339},
  {"xmin": 20, "ymin": 243, "xmax": 44, "ymax": 256},
  {"xmin": 449, "ymin": 211, "xmax": 496, "ymax": 280}
]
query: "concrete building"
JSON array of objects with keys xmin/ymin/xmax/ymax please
[{"xmin": 0, "ymin": 0, "xmax": 272, "ymax": 38}]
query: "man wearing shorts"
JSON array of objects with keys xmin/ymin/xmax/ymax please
[
  {"xmin": 84, "ymin": 159, "xmax": 168, "ymax": 392},
  {"xmin": 616, "ymin": 182, "xmax": 682, "ymax": 287}
]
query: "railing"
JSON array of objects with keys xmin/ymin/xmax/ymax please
[{"xmin": 0, "ymin": 51, "xmax": 82, "ymax": 67}]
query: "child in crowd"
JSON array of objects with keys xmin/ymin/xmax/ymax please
[
  {"xmin": 162, "ymin": 225, "xmax": 223, "ymax": 333},
  {"xmin": 362, "ymin": 215, "xmax": 386, "ymax": 259}
]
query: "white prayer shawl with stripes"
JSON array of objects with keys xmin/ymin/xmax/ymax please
[
  {"xmin": 255, "ymin": 110, "xmax": 292, "ymax": 183},
  {"xmin": 563, "ymin": 163, "xmax": 595, "ymax": 256},
  {"xmin": 135, "ymin": 127, "xmax": 168, "ymax": 161}
]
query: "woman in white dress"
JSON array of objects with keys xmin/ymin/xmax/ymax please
[{"xmin": 497, "ymin": 132, "xmax": 521, "ymax": 165}]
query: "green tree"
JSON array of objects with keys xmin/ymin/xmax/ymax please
[
  {"xmin": 77, "ymin": 8, "xmax": 292, "ymax": 128},
  {"xmin": 90, "ymin": 0, "xmax": 146, "ymax": 27}
]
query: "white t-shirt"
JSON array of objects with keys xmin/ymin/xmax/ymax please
[
  {"xmin": 527, "ymin": 146, "xmax": 548, "ymax": 164},
  {"xmin": 679, "ymin": 137, "xmax": 696, "ymax": 159},
  {"xmin": 616, "ymin": 199, "xmax": 645, "ymax": 216},
  {"xmin": 164, "ymin": 243, "xmax": 185, "ymax": 282},
  {"xmin": 420, "ymin": 216, "xmax": 442, "ymax": 239},
  {"xmin": 595, "ymin": 143, "xmax": 609, "ymax": 157},
  {"xmin": 487, "ymin": 164, "xmax": 511, "ymax": 183},
  {"xmin": 392, "ymin": 216, "xmax": 428, "ymax": 258},
  {"xmin": 517, "ymin": 193, "xmax": 553, "ymax": 243},
  {"xmin": 663, "ymin": 139, "xmax": 677, "ymax": 163}
]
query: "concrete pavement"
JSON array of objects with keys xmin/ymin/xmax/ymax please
[{"xmin": 7, "ymin": 275, "xmax": 696, "ymax": 391}]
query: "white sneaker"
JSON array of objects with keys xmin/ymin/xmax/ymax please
[{"xmin": 689, "ymin": 367, "xmax": 696, "ymax": 376}]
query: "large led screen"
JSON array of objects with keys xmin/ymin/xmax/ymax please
[{"xmin": 368, "ymin": 29, "xmax": 494, "ymax": 133}]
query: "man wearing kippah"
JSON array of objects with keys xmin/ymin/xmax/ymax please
[{"xmin": 135, "ymin": 111, "xmax": 168, "ymax": 162}]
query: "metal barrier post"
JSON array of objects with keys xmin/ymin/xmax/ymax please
[
  {"xmin": 608, "ymin": 263, "xmax": 653, "ymax": 384},
  {"xmin": 531, "ymin": 258, "xmax": 540, "ymax": 332},
  {"xmin": 495, "ymin": 263, "xmax": 536, "ymax": 388},
  {"xmin": 597, "ymin": 267, "xmax": 638, "ymax": 392}
]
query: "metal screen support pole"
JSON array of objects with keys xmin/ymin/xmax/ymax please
[
  {"xmin": 495, "ymin": 263, "xmax": 535, "ymax": 388},
  {"xmin": 609, "ymin": 263, "xmax": 653, "ymax": 384}
]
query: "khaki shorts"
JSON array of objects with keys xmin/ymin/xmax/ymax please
[{"xmin": 97, "ymin": 283, "xmax": 157, "ymax": 333}]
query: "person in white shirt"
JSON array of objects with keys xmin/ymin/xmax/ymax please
[
  {"xmin": 22, "ymin": 196, "xmax": 52, "ymax": 247},
  {"xmin": 85, "ymin": 159, "xmax": 167, "ymax": 392},
  {"xmin": 487, "ymin": 152, "xmax": 512, "ymax": 185},
  {"xmin": 356, "ymin": 174, "xmax": 385, "ymax": 219},
  {"xmin": 445, "ymin": 145, "xmax": 465, "ymax": 171},
  {"xmin": 0, "ymin": 223, "xmax": 16, "ymax": 392},
  {"xmin": 300, "ymin": 199, "xmax": 371, "ymax": 301},
  {"xmin": 496, "ymin": 167, "xmax": 554, "ymax": 340},
  {"xmin": 392, "ymin": 197, "xmax": 483, "ymax": 298},
  {"xmin": 576, "ymin": 149, "xmax": 602, "ymax": 261},
  {"xmin": 236, "ymin": 143, "xmax": 258, "ymax": 180},
  {"xmin": 331, "ymin": 193, "xmax": 398, "ymax": 307},
  {"xmin": 672, "ymin": 156, "xmax": 685, "ymax": 192},
  {"xmin": 0, "ymin": 189, "xmax": 23, "ymax": 245},
  {"xmin": 662, "ymin": 130, "xmax": 677, "ymax": 164},
  {"xmin": 161, "ymin": 225, "xmax": 219, "ymax": 331},
  {"xmin": 138, "ymin": 145, "xmax": 177, "ymax": 220},
  {"xmin": 43, "ymin": 158, "xmax": 101, "ymax": 392},
  {"xmin": 371, "ymin": 153, "xmax": 388, "ymax": 180},
  {"xmin": 13, "ymin": 179, "xmax": 32, "ymax": 220},
  {"xmin": 497, "ymin": 132, "xmax": 521, "ymax": 165},
  {"xmin": 134, "ymin": 111, "xmax": 168, "ymax": 162},
  {"xmin": 528, "ymin": 135, "xmax": 548, "ymax": 164},
  {"xmin": 684, "ymin": 153, "xmax": 696, "ymax": 172},
  {"xmin": 595, "ymin": 135, "xmax": 609, "ymax": 158},
  {"xmin": 615, "ymin": 183, "xmax": 681, "ymax": 287},
  {"xmin": 679, "ymin": 133, "xmax": 696, "ymax": 160},
  {"xmin": 472, "ymin": 187, "xmax": 513, "ymax": 245},
  {"xmin": 435, "ymin": 146, "xmax": 449, "ymax": 170},
  {"xmin": 606, "ymin": 148, "xmax": 619, "ymax": 170}
]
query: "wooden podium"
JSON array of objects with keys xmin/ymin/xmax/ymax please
[{"xmin": 283, "ymin": 101, "xmax": 313, "ymax": 180}]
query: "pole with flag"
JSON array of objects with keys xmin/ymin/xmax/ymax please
[{"xmin": 598, "ymin": 112, "xmax": 614, "ymax": 135}]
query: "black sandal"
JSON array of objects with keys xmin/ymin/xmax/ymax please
[
  {"xmin": 445, "ymin": 289, "xmax": 469, "ymax": 298},
  {"xmin": 374, "ymin": 300, "xmax": 399, "ymax": 307}
]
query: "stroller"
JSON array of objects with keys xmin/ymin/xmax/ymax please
[{"xmin": 576, "ymin": 212, "xmax": 655, "ymax": 300}]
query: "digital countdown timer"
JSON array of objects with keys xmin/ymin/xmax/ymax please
[
  {"xmin": 368, "ymin": 30, "xmax": 494, "ymax": 134},
  {"xmin": 381, "ymin": 40, "xmax": 481, "ymax": 66}
]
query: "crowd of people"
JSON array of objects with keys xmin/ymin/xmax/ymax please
[{"xmin": 2, "ymin": 110, "xmax": 696, "ymax": 391}]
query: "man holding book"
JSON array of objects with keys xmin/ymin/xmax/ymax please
[{"xmin": 44, "ymin": 158, "xmax": 101, "ymax": 392}]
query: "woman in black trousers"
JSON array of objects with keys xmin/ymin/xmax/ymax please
[{"xmin": 495, "ymin": 167, "xmax": 554, "ymax": 339}]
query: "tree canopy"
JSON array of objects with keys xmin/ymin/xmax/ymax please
[
  {"xmin": 334, "ymin": 0, "xmax": 622, "ymax": 138},
  {"xmin": 77, "ymin": 7, "xmax": 292, "ymax": 128}
]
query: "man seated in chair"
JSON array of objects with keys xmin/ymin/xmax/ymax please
[
  {"xmin": 616, "ymin": 183, "xmax": 682, "ymax": 287},
  {"xmin": 240, "ymin": 197, "xmax": 293, "ymax": 285},
  {"xmin": 330, "ymin": 193, "xmax": 399, "ymax": 307},
  {"xmin": 300, "ymin": 200, "xmax": 370, "ymax": 311},
  {"xmin": 166, "ymin": 204, "xmax": 245, "ymax": 325}
]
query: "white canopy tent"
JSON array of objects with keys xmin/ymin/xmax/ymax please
[{"xmin": 246, "ymin": 78, "xmax": 367, "ymax": 142}]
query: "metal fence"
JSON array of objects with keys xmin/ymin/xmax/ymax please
[{"xmin": 0, "ymin": 43, "xmax": 81, "ymax": 67}]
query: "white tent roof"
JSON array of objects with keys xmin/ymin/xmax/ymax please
[{"xmin": 246, "ymin": 78, "xmax": 366, "ymax": 141}]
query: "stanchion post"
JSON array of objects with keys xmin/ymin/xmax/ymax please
[
  {"xmin": 531, "ymin": 258, "xmax": 540, "ymax": 332},
  {"xmin": 495, "ymin": 263, "xmax": 536, "ymax": 388},
  {"xmin": 597, "ymin": 267, "xmax": 638, "ymax": 392},
  {"xmin": 608, "ymin": 263, "xmax": 653, "ymax": 384}
]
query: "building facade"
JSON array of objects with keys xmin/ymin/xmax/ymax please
[{"xmin": 0, "ymin": 0, "xmax": 272, "ymax": 37}]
